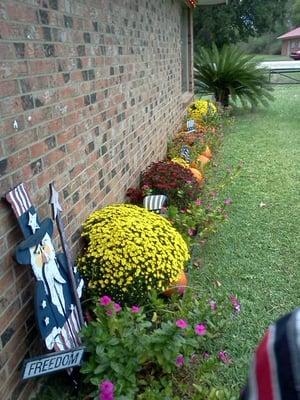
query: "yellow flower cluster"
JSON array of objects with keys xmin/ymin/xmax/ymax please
[
  {"xmin": 187, "ymin": 99, "xmax": 217, "ymax": 122},
  {"xmin": 78, "ymin": 204, "xmax": 190, "ymax": 303},
  {"xmin": 171, "ymin": 157, "xmax": 190, "ymax": 169}
]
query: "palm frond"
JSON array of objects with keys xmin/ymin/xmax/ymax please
[{"xmin": 194, "ymin": 44, "xmax": 274, "ymax": 108}]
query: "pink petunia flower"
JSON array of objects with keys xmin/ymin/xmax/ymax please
[
  {"xmin": 175, "ymin": 355, "xmax": 185, "ymax": 367},
  {"xmin": 229, "ymin": 294, "xmax": 241, "ymax": 313},
  {"xmin": 188, "ymin": 228, "xmax": 196, "ymax": 236},
  {"xmin": 99, "ymin": 380, "xmax": 114, "ymax": 400},
  {"xmin": 219, "ymin": 351, "xmax": 232, "ymax": 364},
  {"xmin": 202, "ymin": 351, "xmax": 210, "ymax": 359},
  {"xmin": 100, "ymin": 295, "xmax": 112, "ymax": 306},
  {"xmin": 114, "ymin": 303, "xmax": 122, "ymax": 313},
  {"xmin": 209, "ymin": 300, "xmax": 217, "ymax": 311},
  {"xmin": 176, "ymin": 319, "xmax": 188, "ymax": 329},
  {"xmin": 131, "ymin": 305, "xmax": 141, "ymax": 313},
  {"xmin": 106, "ymin": 310, "xmax": 113, "ymax": 316},
  {"xmin": 195, "ymin": 198, "xmax": 203, "ymax": 206},
  {"xmin": 195, "ymin": 324, "xmax": 207, "ymax": 336},
  {"xmin": 224, "ymin": 198, "xmax": 232, "ymax": 206}
]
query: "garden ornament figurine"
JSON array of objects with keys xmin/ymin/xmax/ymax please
[
  {"xmin": 6, "ymin": 183, "xmax": 84, "ymax": 352},
  {"xmin": 143, "ymin": 194, "xmax": 167, "ymax": 213}
]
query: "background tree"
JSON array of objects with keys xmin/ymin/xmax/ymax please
[
  {"xmin": 194, "ymin": 0, "xmax": 288, "ymax": 48},
  {"xmin": 290, "ymin": 0, "xmax": 300, "ymax": 27}
]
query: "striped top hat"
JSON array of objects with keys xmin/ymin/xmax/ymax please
[{"xmin": 6, "ymin": 183, "xmax": 53, "ymax": 247}]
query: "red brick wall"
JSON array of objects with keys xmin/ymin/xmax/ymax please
[{"xmin": 0, "ymin": 0, "xmax": 193, "ymax": 398}]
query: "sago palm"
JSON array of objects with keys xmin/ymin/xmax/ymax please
[{"xmin": 194, "ymin": 44, "xmax": 274, "ymax": 108}]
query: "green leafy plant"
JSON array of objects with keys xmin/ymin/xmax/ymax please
[
  {"xmin": 167, "ymin": 199, "xmax": 228, "ymax": 249},
  {"xmin": 80, "ymin": 294, "xmax": 216, "ymax": 399},
  {"xmin": 80, "ymin": 289, "xmax": 236, "ymax": 399},
  {"xmin": 166, "ymin": 163, "xmax": 242, "ymax": 249},
  {"xmin": 194, "ymin": 44, "xmax": 274, "ymax": 107}
]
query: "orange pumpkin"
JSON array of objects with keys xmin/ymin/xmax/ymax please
[
  {"xmin": 197, "ymin": 155, "xmax": 210, "ymax": 167},
  {"xmin": 201, "ymin": 145, "xmax": 212, "ymax": 159},
  {"xmin": 163, "ymin": 271, "xmax": 188, "ymax": 297},
  {"xmin": 189, "ymin": 167, "xmax": 204, "ymax": 183}
]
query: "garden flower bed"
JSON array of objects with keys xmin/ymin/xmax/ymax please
[{"xmin": 35, "ymin": 99, "xmax": 241, "ymax": 400}]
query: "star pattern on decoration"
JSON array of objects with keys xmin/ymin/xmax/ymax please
[
  {"xmin": 28, "ymin": 212, "xmax": 40, "ymax": 234},
  {"xmin": 44, "ymin": 317, "xmax": 50, "ymax": 326},
  {"xmin": 41, "ymin": 300, "xmax": 47, "ymax": 309},
  {"xmin": 50, "ymin": 184, "xmax": 62, "ymax": 219}
]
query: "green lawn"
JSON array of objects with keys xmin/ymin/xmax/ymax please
[
  {"xmin": 253, "ymin": 54, "xmax": 290, "ymax": 61},
  {"xmin": 192, "ymin": 86, "xmax": 300, "ymax": 394}
]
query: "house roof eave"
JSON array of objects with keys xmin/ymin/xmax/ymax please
[{"xmin": 277, "ymin": 27, "xmax": 300, "ymax": 40}]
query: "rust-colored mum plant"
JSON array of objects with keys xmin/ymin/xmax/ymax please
[{"xmin": 141, "ymin": 161, "xmax": 200, "ymax": 208}]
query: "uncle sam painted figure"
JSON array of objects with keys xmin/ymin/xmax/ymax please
[{"xmin": 6, "ymin": 183, "xmax": 83, "ymax": 352}]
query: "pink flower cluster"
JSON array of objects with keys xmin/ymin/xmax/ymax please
[
  {"xmin": 229, "ymin": 294, "xmax": 241, "ymax": 313},
  {"xmin": 99, "ymin": 296, "xmax": 141, "ymax": 316},
  {"xmin": 175, "ymin": 319, "xmax": 207, "ymax": 336},
  {"xmin": 99, "ymin": 380, "xmax": 114, "ymax": 400},
  {"xmin": 219, "ymin": 351, "xmax": 232, "ymax": 364}
]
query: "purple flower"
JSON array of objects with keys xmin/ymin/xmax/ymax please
[
  {"xmin": 219, "ymin": 351, "xmax": 232, "ymax": 364},
  {"xmin": 188, "ymin": 228, "xmax": 196, "ymax": 236},
  {"xmin": 175, "ymin": 355, "xmax": 185, "ymax": 367},
  {"xmin": 100, "ymin": 296, "xmax": 112, "ymax": 306},
  {"xmin": 114, "ymin": 303, "xmax": 122, "ymax": 313},
  {"xmin": 195, "ymin": 198, "xmax": 203, "ymax": 206},
  {"xmin": 209, "ymin": 300, "xmax": 217, "ymax": 311},
  {"xmin": 202, "ymin": 351, "xmax": 210, "ymax": 359},
  {"xmin": 99, "ymin": 380, "xmax": 114, "ymax": 400},
  {"xmin": 106, "ymin": 310, "xmax": 113, "ymax": 316},
  {"xmin": 195, "ymin": 324, "xmax": 207, "ymax": 336},
  {"xmin": 229, "ymin": 294, "xmax": 241, "ymax": 313},
  {"xmin": 224, "ymin": 198, "xmax": 232, "ymax": 206},
  {"xmin": 131, "ymin": 305, "xmax": 141, "ymax": 313},
  {"xmin": 176, "ymin": 319, "xmax": 188, "ymax": 329}
]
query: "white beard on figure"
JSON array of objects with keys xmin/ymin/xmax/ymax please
[{"xmin": 29, "ymin": 233, "xmax": 67, "ymax": 318}]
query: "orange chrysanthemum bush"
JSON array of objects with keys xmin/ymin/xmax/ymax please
[{"xmin": 78, "ymin": 204, "xmax": 190, "ymax": 305}]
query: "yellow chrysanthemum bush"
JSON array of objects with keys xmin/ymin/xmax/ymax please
[
  {"xmin": 187, "ymin": 99, "xmax": 217, "ymax": 122},
  {"xmin": 78, "ymin": 204, "xmax": 190, "ymax": 304}
]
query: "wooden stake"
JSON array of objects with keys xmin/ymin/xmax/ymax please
[{"xmin": 49, "ymin": 183, "xmax": 85, "ymax": 327}]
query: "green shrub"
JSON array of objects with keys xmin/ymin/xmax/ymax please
[
  {"xmin": 194, "ymin": 44, "xmax": 274, "ymax": 107},
  {"xmin": 81, "ymin": 292, "xmax": 225, "ymax": 399}
]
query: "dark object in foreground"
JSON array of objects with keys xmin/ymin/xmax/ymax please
[{"xmin": 241, "ymin": 307, "xmax": 300, "ymax": 399}]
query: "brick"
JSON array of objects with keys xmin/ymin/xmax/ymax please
[
  {"xmin": 0, "ymin": 43, "xmax": 15, "ymax": 60},
  {"xmin": 0, "ymin": 61, "xmax": 29, "ymax": 80},
  {"xmin": 38, "ymin": 9, "xmax": 49, "ymax": 25},
  {"xmin": 13, "ymin": 43, "xmax": 25, "ymax": 59},
  {"xmin": 19, "ymin": 76, "xmax": 49, "ymax": 94},
  {"xmin": 29, "ymin": 59, "xmax": 56, "ymax": 75},
  {"xmin": 6, "ymin": 4, "xmax": 38, "ymax": 24}
]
